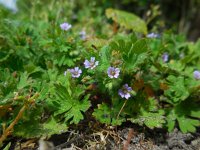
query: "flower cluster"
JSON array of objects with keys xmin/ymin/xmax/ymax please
[
  {"xmin": 66, "ymin": 57, "xmax": 98, "ymax": 79},
  {"xmin": 65, "ymin": 57, "xmax": 132, "ymax": 99},
  {"xmin": 60, "ymin": 22, "xmax": 72, "ymax": 31}
]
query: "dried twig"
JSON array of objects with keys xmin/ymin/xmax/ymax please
[{"xmin": 123, "ymin": 128, "xmax": 134, "ymax": 150}]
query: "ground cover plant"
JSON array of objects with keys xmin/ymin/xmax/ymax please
[{"xmin": 0, "ymin": 0, "xmax": 200, "ymax": 149}]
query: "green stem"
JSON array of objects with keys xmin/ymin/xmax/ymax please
[{"xmin": 117, "ymin": 100, "xmax": 128, "ymax": 120}]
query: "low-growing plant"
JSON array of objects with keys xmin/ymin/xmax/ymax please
[{"xmin": 1, "ymin": 0, "xmax": 200, "ymax": 147}]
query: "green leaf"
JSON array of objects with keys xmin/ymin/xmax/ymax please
[
  {"xmin": 129, "ymin": 38, "xmax": 148, "ymax": 55},
  {"xmin": 129, "ymin": 109, "xmax": 165, "ymax": 129},
  {"xmin": 63, "ymin": 94, "xmax": 91, "ymax": 124},
  {"xmin": 2, "ymin": 142, "xmax": 11, "ymax": 150},
  {"xmin": 168, "ymin": 61, "xmax": 185, "ymax": 72},
  {"xmin": 53, "ymin": 83, "xmax": 91, "ymax": 124},
  {"xmin": 14, "ymin": 121, "xmax": 43, "ymax": 138},
  {"xmin": 93, "ymin": 103, "xmax": 125, "ymax": 125},
  {"xmin": 17, "ymin": 72, "xmax": 31, "ymax": 90},
  {"xmin": 177, "ymin": 117, "xmax": 200, "ymax": 133},
  {"xmin": 124, "ymin": 52, "xmax": 148, "ymax": 72},
  {"xmin": 57, "ymin": 71, "xmax": 72, "ymax": 97},
  {"xmin": 54, "ymin": 84, "xmax": 71, "ymax": 104},
  {"xmin": 93, "ymin": 103, "xmax": 112, "ymax": 124},
  {"xmin": 109, "ymin": 36, "xmax": 149, "ymax": 72},
  {"xmin": 166, "ymin": 109, "xmax": 176, "ymax": 132},
  {"xmin": 126, "ymin": 39, "xmax": 148, "ymax": 71},
  {"xmin": 0, "ymin": 49, "xmax": 14, "ymax": 63},
  {"xmin": 14, "ymin": 116, "xmax": 68, "ymax": 138},
  {"xmin": 164, "ymin": 76, "xmax": 189, "ymax": 103},
  {"xmin": 106, "ymin": 8, "xmax": 147, "ymax": 34},
  {"xmin": 167, "ymin": 120, "xmax": 176, "ymax": 132},
  {"xmin": 110, "ymin": 34, "xmax": 138, "ymax": 54},
  {"xmin": 86, "ymin": 38, "xmax": 108, "ymax": 48},
  {"xmin": 165, "ymin": 100, "xmax": 200, "ymax": 133},
  {"xmin": 128, "ymin": 98, "xmax": 165, "ymax": 129},
  {"xmin": 43, "ymin": 117, "xmax": 68, "ymax": 136},
  {"xmin": 98, "ymin": 46, "xmax": 111, "ymax": 72}
]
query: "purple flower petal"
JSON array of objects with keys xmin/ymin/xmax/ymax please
[
  {"xmin": 91, "ymin": 57, "xmax": 95, "ymax": 62},
  {"xmin": 194, "ymin": 70, "xmax": 200, "ymax": 80},
  {"xmin": 66, "ymin": 67, "xmax": 82, "ymax": 78},
  {"xmin": 118, "ymin": 84, "xmax": 132, "ymax": 99},
  {"xmin": 78, "ymin": 69, "xmax": 82, "ymax": 74},
  {"xmin": 118, "ymin": 89, "xmax": 124, "ymax": 98},
  {"xmin": 84, "ymin": 57, "xmax": 98, "ymax": 69},
  {"xmin": 107, "ymin": 67, "xmax": 120, "ymax": 78},
  {"xmin": 162, "ymin": 52, "xmax": 169, "ymax": 63},
  {"xmin": 84, "ymin": 60, "xmax": 90, "ymax": 68},
  {"xmin": 124, "ymin": 93, "xmax": 131, "ymax": 99},
  {"xmin": 79, "ymin": 30, "xmax": 86, "ymax": 40},
  {"xmin": 147, "ymin": 33, "xmax": 160, "ymax": 38},
  {"xmin": 60, "ymin": 22, "xmax": 72, "ymax": 31}
]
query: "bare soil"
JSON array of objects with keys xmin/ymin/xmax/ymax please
[{"xmin": 6, "ymin": 123, "xmax": 200, "ymax": 150}]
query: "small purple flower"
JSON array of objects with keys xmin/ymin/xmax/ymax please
[
  {"xmin": 79, "ymin": 30, "xmax": 86, "ymax": 40},
  {"xmin": 84, "ymin": 57, "xmax": 99, "ymax": 69},
  {"xmin": 107, "ymin": 67, "xmax": 120, "ymax": 78},
  {"xmin": 162, "ymin": 52, "xmax": 169, "ymax": 62},
  {"xmin": 193, "ymin": 70, "xmax": 200, "ymax": 80},
  {"xmin": 118, "ymin": 84, "xmax": 132, "ymax": 99},
  {"xmin": 66, "ymin": 67, "xmax": 82, "ymax": 78},
  {"xmin": 147, "ymin": 33, "xmax": 160, "ymax": 38},
  {"xmin": 60, "ymin": 22, "xmax": 72, "ymax": 31}
]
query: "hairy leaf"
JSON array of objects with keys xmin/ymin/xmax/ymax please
[{"xmin": 106, "ymin": 8, "xmax": 147, "ymax": 34}]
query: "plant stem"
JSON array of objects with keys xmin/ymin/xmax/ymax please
[
  {"xmin": 0, "ymin": 105, "xmax": 26, "ymax": 146},
  {"xmin": 117, "ymin": 100, "xmax": 128, "ymax": 120},
  {"xmin": 0, "ymin": 93, "xmax": 39, "ymax": 146}
]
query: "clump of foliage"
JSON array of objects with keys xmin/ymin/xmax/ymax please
[{"xmin": 0, "ymin": 0, "xmax": 200, "ymax": 147}]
